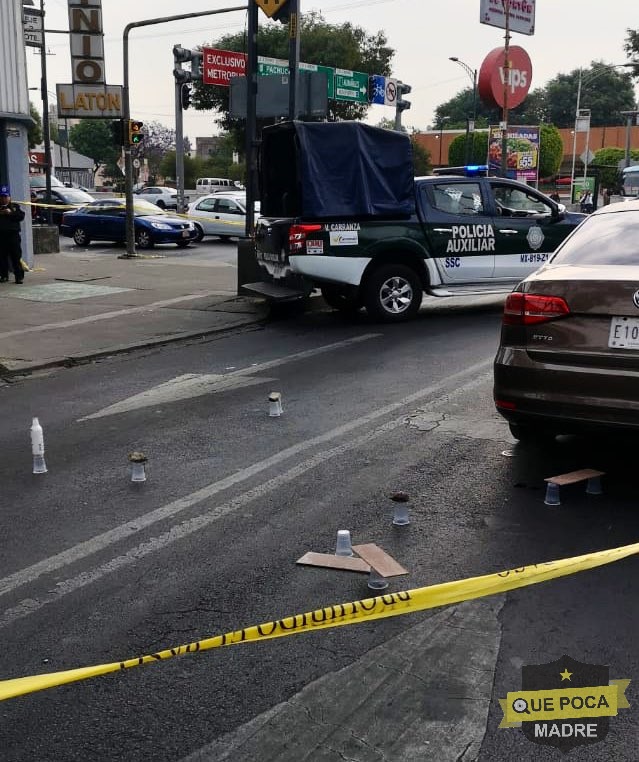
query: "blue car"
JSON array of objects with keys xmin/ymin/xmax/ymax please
[{"xmin": 60, "ymin": 198, "xmax": 197, "ymax": 248}]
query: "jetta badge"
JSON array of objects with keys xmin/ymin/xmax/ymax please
[{"xmin": 633, "ymin": 290, "xmax": 639, "ymax": 309}]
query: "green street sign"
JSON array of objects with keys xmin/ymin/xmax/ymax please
[
  {"xmin": 334, "ymin": 68, "xmax": 368, "ymax": 103},
  {"xmin": 258, "ymin": 57, "xmax": 335, "ymax": 100},
  {"xmin": 300, "ymin": 62, "xmax": 335, "ymax": 99},
  {"xmin": 258, "ymin": 56, "xmax": 289, "ymax": 76}
]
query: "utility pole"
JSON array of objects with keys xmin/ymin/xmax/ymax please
[
  {"xmin": 39, "ymin": 0, "xmax": 52, "ymax": 224},
  {"xmin": 287, "ymin": 0, "xmax": 300, "ymax": 120},
  {"xmin": 500, "ymin": 0, "xmax": 511, "ymax": 177},
  {"xmin": 245, "ymin": 1, "xmax": 258, "ymax": 237}
]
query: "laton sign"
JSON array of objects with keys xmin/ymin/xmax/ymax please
[{"xmin": 478, "ymin": 46, "xmax": 532, "ymax": 109}]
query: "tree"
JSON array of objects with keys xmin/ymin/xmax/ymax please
[
  {"xmin": 448, "ymin": 131, "xmax": 489, "ymax": 166},
  {"xmin": 69, "ymin": 119, "xmax": 119, "ymax": 179},
  {"xmin": 623, "ymin": 28, "xmax": 639, "ymax": 77},
  {"xmin": 435, "ymin": 61, "xmax": 636, "ymax": 130},
  {"xmin": 136, "ymin": 121, "xmax": 176, "ymax": 181},
  {"xmin": 542, "ymin": 62, "xmax": 636, "ymax": 127},
  {"xmin": 410, "ymin": 135, "xmax": 431, "ymax": 176},
  {"xmin": 158, "ymin": 151, "xmax": 202, "ymax": 188},
  {"xmin": 592, "ymin": 147, "xmax": 639, "ymax": 190},
  {"xmin": 434, "ymin": 87, "xmax": 546, "ymax": 130},
  {"xmin": 192, "ymin": 11, "xmax": 394, "ymax": 144},
  {"xmin": 28, "ymin": 102, "xmax": 43, "ymax": 149},
  {"xmin": 538, "ymin": 123, "xmax": 563, "ymax": 178}
]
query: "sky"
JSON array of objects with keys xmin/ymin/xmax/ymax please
[{"xmin": 26, "ymin": 0, "xmax": 638, "ymax": 143}]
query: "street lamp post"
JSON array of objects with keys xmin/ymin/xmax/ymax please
[
  {"xmin": 449, "ymin": 57, "xmax": 477, "ymax": 165},
  {"xmin": 438, "ymin": 116, "xmax": 450, "ymax": 166},
  {"xmin": 569, "ymin": 63, "xmax": 635, "ymax": 204}
]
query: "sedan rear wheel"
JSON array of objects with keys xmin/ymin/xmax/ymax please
[
  {"xmin": 73, "ymin": 227, "xmax": 90, "ymax": 246},
  {"xmin": 156, "ymin": 200, "xmax": 166, "ymax": 210},
  {"xmin": 135, "ymin": 229, "xmax": 154, "ymax": 249},
  {"xmin": 509, "ymin": 422, "xmax": 555, "ymax": 443}
]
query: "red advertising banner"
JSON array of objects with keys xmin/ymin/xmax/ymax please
[{"xmin": 202, "ymin": 47, "xmax": 247, "ymax": 86}]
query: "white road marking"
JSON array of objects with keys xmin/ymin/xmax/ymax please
[
  {"xmin": 0, "ymin": 292, "xmax": 231, "ymax": 340},
  {"xmin": 79, "ymin": 334, "xmax": 382, "ymax": 420},
  {"xmin": 79, "ymin": 373, "xmax": 276, "ymax": 420},
  {"xmin": 0, "ymin": 361, "xmax": 492, "ymax": 626}
]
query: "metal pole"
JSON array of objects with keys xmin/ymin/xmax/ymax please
[
  {"xmin": 122, "ymin": 6, "xmax": 247, "ymax": 258},
  {"xmin": 40, "ymin": 0, "xmax": 52, "ymax": 224},
  {"xmin": 621, "ymin": 110, "xmax": 639, "ymax": 168},
  {"xmin": 569, "ymin": 70, "xmax": 582, "ymax": 206},
  {"xmin": 288, "ymin": 0, "xmax": 300, "ymax": 120},
  {"xmin": 245, "ymin": 1, "xmax": 258, "ymax": 237},
  {"xmin": 175, "ymin": 54, "xmax": 185, "ymax": 215},
  {"xmin": 500, "ymin": 0, "xmax": 511, "ymax": 177}
]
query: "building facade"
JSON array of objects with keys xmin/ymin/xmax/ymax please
[{"xmin": 0, "ymin": 0, "xmax": 33, "ymax": 264}]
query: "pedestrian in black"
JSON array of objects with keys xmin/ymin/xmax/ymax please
[{"xmin": 0, "ymin": 185, "xmax": 25, "ymax": 284}]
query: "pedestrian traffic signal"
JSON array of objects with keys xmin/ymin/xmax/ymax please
[
  {"xmin": 128, "ymin": 120, "xmax": 144, "ymax": 145},
  {"xmin": 396, "ymin": 81, "xmax": 412, "ymax": 112},
  {"xmin": 172, "ymin": 46, "xmax": 203, "ymax": 84},
  {"xmin": 110, "ymin": 119, "xmax": 124, "ymax": 146}
]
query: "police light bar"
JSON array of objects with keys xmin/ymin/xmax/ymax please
[{"xmin": 464, "ymin": 165, "xmax": 488, "ymax": 176}]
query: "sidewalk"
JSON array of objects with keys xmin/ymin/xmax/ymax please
[{"xmin": 0, "ymin": 243, "xmax": 267, "ymax": 375}]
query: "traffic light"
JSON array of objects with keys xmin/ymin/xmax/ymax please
[
  {"xmin": 128, "ymin": 120, "xmax": 144, "ymax": 145},
  {"xmin": 110, "ymin": 119, "xmax": 124, "ymax": 146},
  {"xmin": 272, "ymin": 2, "xmax": 291, "ymax": 23},
  {"xmin": 173, "ymin": 46, "xmax": 203, "ymax": 85},
  {"xmin": 397, "ymin": 81, "xmax": 412, "ymax": 112},
  {"xmin": 181, "ymin": 84, "xmax": 192, "ymax": 111}
]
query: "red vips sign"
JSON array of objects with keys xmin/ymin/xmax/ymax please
[
  {"xmin": 478, "ymin": 46, "xmax": 532, "ymax": 109},
  {"xmin": 202, "ymin": 48, "xmax": 247, "ymax": 86}
]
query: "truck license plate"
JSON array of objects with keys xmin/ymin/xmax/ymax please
[
  {"xmin": 608, "ymin": 316, "xmax": 639, "ymax": 349},
  {"xmin": 260, "ymin": 251, "xmax": 280, "ymax": 262}
]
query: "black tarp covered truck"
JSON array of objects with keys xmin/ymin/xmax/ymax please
[{"xmin": 245, "ymin": 121, "xmax": 584, "ymax": 322}]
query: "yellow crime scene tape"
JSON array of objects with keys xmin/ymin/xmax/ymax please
[{"xmin": 1, "ymin": 540, "xmax": 638, "ymax": 702}]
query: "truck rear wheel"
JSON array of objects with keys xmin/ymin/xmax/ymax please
[
  {"xmin": 363, "ymin": 264, "xmax": 422, "ymax": 322},
  {"xmin": 321, "ymin": 284, "xmax": 361, "ymax": 314}
]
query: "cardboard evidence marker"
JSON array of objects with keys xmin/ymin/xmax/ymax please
[
  {"xmin": 296, "ymin": 552, "xmax": 370, "ymax": 573},
  {"xmin": 544, "ymin": 468, "xmax": 605, "ymax": 486}
]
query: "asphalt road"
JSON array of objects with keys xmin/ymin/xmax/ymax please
[{"xmin": 1, "ymin": 297, "xmax": 638, "ymax": 761}]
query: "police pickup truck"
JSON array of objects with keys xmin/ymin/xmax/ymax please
[{"xmin": 249, "ymin": 121, "xmax": 585, "ymax": 321}]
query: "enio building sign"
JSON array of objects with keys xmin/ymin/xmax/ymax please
[
  {"xmin": 68, "ymin": 0, "xmax": 105, "ymax": 84},
  {"xmin": 202, "ymin": 48, "xmax": 247, "ymax": 86},
  {"xmin": 478, "ymin": 46, "xmax": 532, "ymax": 109}
]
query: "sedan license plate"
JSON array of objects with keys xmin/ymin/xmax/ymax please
[
  {"xmin": 608, "ymin": 316, "xmax": 639, "ymax": 349},
  {"xmin": 181, "ymin": 230, "xmax": 189, "ymax": 238}
]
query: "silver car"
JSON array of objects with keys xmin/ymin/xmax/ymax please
[{"xmin": 186, "ymin": 193, "xmax": 260, "ymax": 242}]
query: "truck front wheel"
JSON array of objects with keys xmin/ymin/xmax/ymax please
[{"xmin": 363, "ymin": 264, "xmax": 422, "ymax": 322}]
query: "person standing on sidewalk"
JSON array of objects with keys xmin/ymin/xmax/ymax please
[{"xmin": 0, "ymin": 185, "xmax": 25, "ymax": 284}]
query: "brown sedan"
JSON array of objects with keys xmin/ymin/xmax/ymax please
[{"xmin": 494, "ymin": 199, "xmax": 639, "ymax": 441}]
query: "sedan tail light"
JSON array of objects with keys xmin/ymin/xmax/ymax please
[
  {"xmin": 289, "ymin": 224, "xmax": 322, "ymax": 253},
  {"xmin": 503, "ymin": 292, "xmax": 570, "ymax": 325}
]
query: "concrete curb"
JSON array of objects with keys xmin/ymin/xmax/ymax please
[{"xmin": 0, "ymin": 306, "xmax": 269, "ymax": 378}]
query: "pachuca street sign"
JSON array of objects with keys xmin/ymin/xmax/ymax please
[{"xmin": 334, "ymin": 69, "xmax": 369, "ymax": 103}]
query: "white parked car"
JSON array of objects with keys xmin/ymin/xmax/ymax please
[
  {"xmin": 133, "ymin": 186, "xmax": 188, "ymax": 210},
  {"xmin": 186, "ymin": 193, "xmax": 260, "ymax": 241}
]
